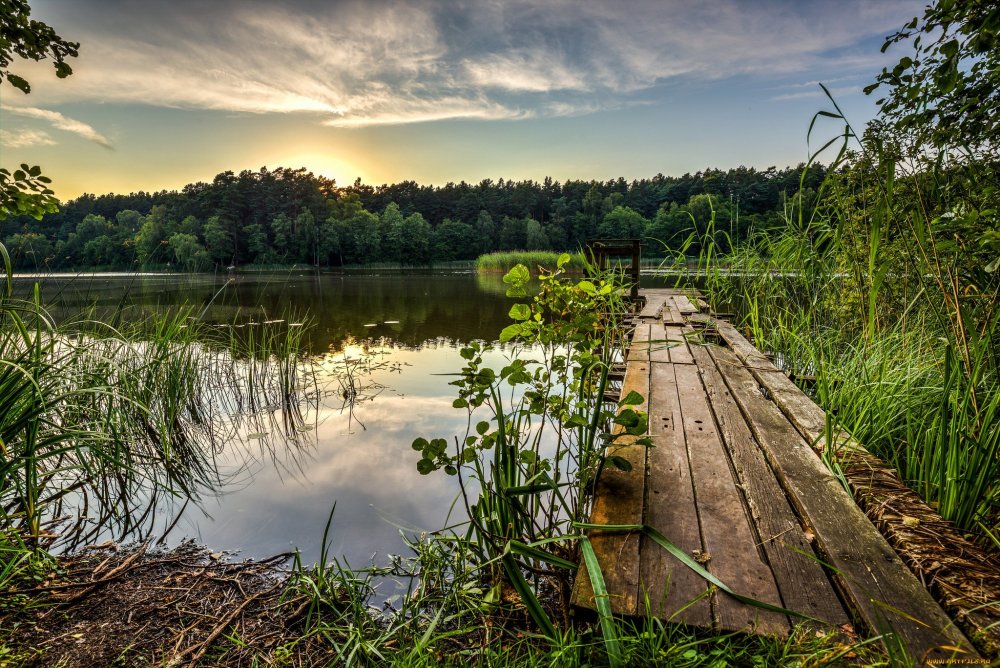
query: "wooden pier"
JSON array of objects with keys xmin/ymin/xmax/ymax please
[{"xmin": 571, "ymin": 288, "xmax": 978, "ymax": 661}]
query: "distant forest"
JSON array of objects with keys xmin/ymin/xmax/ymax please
[{"xmin": 1, "ymin": 165, "xmax": 827, "ymax": 270}]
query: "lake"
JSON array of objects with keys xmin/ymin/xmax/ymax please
[{"xmin": 16, "ymin": 270, "xmax": 679, "ymax": 568}]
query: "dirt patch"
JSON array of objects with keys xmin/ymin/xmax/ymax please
[{"xmin": 0, "ymin": 541, "xmax": 337, "ymax": 667}]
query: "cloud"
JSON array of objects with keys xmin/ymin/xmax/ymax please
[
  {"xmin": 462, "ymin": 49, "xmax": 588, "ymax": 93},
  {"xmin": 770, "ymin": 85, "xmax": 863, "ymax": 102},
  {"xmin": 0, "ymin": 128, "xmax": 57, "ymax": 148},
  {"xmin": 23, "ymin": 0, "xmax": 922, "ymax": 126},
  {"xmin": 0, "ymin": 104, "xmax": 113, "ymax": 148}
]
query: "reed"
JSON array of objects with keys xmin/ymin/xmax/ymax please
[
  {"xmin": 701, "ymin": 102, "xmax": 1000, "ymax": 547},
  {"xmin": 475, "ymin": 251, "xmax": 586, "ymax": 274},
  {"xmin": 0, "ymin": 254, "xmax": 318, "ymax": 549}
]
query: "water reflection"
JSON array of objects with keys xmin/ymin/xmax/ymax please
[
  {"xmin": 13, "ymin": 272, "xmax": 528, "ymax": 566},
  {"xmin": 19, "ymin": 272, "xmax": 519, "ymax": 354},
  {"xmin": 13, "ymin": 270, "xmax": 686, "ymax": 566},
  {"xmin": 167, "ymin": 344, "xmax": 509, "ymax": 567}
]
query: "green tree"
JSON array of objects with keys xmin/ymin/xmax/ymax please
[
  {"xmin": 499, "ymin": 216, "xmax": 527, "ymax": 249},
  {"xmin": 317, "ymin": 217, "xmax": 342, "ymax": 265},
  {"xmin": 597, "ymin": 206, "xmax": 648, "ymax": 240},
  {"xmin": 270, "ymin": 213, "xmax": 292, "ymax": 259},
  {"xmin": 524, "ymin": 218, "xmax": 549, "ymax": 250},
  {"xmin": 646, "ymin": 202, "xmax": 689, "ymax": 251},
  {"xmin": 242, "ymin": 223, "xmax": 269, "ymax": 264},
  {"xmin": 115, "ymin": 209, "xmax": 143, "ymax": 232},
  {"xmin": 380, "ymin": 203, "xmax": 405, "ymax": 261},
  {"xmin": 294, "ymin": 210, "xmax": 317, "ymax": 264},
  {"xmin": 866, "ymin": 0, "xmax": 1000, "ymax": 158},
  {"xmin": 394, "ymin": 213, "xmax": 432, "ymax": 266},
  {"xmin": 474, "ymin": 210, "xmax": 498, "ymax": 254},
  {"xmin": 431, "ymin": 219, "xmax": 478, "ymax": 261},
  {"xmin": 74, "ymin": 213, "xmax": 113, "ymax": 261},
  {"xmin": 1, "ymin": 0, "xmax": 79, "ymax": 219},
  {"xmin": 346, "ymin": 210, "xmax": 380, "ymax": 264},
  {"xmin": 543, "ymin": 219, "xmax": 568, "ymax": 250},
  {"xmin": 82, "ymin": 235, "xmax": 118, "ymax": 266},
  {"xmin": 168, "ymin": 233, "xmax": 208, "ymax": 272},
  {"xmin": 203, "ymin": 216, "xmax": 232, "ymax": 265},
  {"xmin": 4, "ymin": 231, "xmax": 52, "ymax": 267}
]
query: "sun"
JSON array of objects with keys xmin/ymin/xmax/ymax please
[{"xmin": 270, "ymin": 152, "xmax": 365, "ymax": 186}]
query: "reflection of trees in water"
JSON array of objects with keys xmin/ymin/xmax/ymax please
[
  {"xmin": 21, "ymin": 273, "xmax": 518, "ymax": 355},
  {"xmin": 4, "ymin": 273, "xmax": 550, "ymax": 557},
  {"xmin": 248, "ymin": 274, "xmax": 515, "ymax": 353}
]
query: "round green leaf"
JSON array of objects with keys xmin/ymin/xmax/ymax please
[{"xmin": 508, "ymin": 303, "xmax": 531, "ymax": 321}]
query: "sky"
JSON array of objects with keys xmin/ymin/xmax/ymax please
[{"xmin": 0, "ymin": 0, "xmax": 924, "ymax": 201}]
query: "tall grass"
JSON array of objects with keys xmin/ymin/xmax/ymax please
[
  {"xmin": 699, "ymin": 99, "xmax": 1000, "ymax": 547},
  {"xmin": 271, "ymin": 509, "xmax": 874, "ymax": 667},
  {"xmin": 476, "ymin": 251, "xmax": 586, "ymax": 274},
  {"xmin": 0, "ymin": 260, "xmax": 318, "ymax": 549}
]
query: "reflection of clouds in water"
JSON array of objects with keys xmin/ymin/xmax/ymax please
[
  {"xmin": 310, "ymin": 396, "xmax": 470, "ymax": 490},
  {"xmin": 321, "ymin": 402, "xmax": 467, "ymax": 452},
  {"xmin": 171, "ymin": 345, "xmax": 486, "ymax": 565},
  {"xmin": 174, "ymin": 414, "xmax": 467, "ymax": 565}
]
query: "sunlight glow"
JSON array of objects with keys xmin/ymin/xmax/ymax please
[{"xmin": 268, "ymin": 152, "xmax": 366, "ymax": 186}]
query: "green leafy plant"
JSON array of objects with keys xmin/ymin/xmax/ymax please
[{"xmin": 413, "ymin": 253, "xmax": 644, "ymax": 643}]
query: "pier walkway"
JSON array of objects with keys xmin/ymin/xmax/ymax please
[{"xmin": 571, "ymin": 288, "xmax": 976, "ymax": 662}]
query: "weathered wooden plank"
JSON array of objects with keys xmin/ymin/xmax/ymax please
[
  {"xmin": 648, "ymin": 322, "xmax": 672, "ymax": 364},
  {"xmin": 705, "ymin": 317, "xmax": 834, "ymax": 445},
  {"xmin": 627, "ymin": 323, "xmax": 651, "ymax": 363},
  {"xmin": 641, "ymin": 361, "xmax": 712, "ymax": 626},
  {"xmin": 638, "ymin": 294, "xmax": 667, "ymax": 320},
  {"xmin": 697, "ymin": 344, "xmax": 850, "ymax": 627},
  {"xmin": 665, "ymin": 324, "xmax": 694, "ymax": 365},
  {"xmin": 721, "ymin": 330, "xmax": 1000, "ymax": 652},
  {"xmin": 709, "ymin": 319, "xmax": 771, "ymax": 368},
  {"xmin": 674, "ymin": 295, "xmax": 698, "ymax": 314},
  {"xmin": 708, "ymin": 328, "xmax": 976, "ymax": 659},
  {"xmin": 572, "ymin": 359, "xmax": 650, "ymax": 615},
  {"xmin": 661, "ymin": 296, "xmax": 684, "ymax": 325},
  {"xmin": 673, "ymin": 362, "xmax": 788, "ymax": 635}
]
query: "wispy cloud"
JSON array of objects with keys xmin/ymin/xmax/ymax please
[
  {"xmin": 23, "ymin": 0, "xmax": 921, "ymax": 127},
  {"xmin": 462, "ymin": 49, "xmax": 588, "ymax": 93},
  {"xmin": 770, "ymin": 85, "xmax": 863, "ymax": 102},
  {"xmin": 0, "ymin": 128, "xmax": 57, "ymax": 148},
  {"xmin": 0, "ymin": 104, "xmax": 113, "ymax": 148}
]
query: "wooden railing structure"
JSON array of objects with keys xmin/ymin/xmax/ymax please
[{"xmin": 585, "ymin": 239, "xmax": 642, "ymax": 301}]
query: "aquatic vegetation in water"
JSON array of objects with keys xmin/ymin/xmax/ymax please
[
  {"xmin": 0, "ymin": 277, "xmax": 320, "ymax": 549},
  {"xmin": 475, "ymin": 251, "xmax": 586, "ymax": 274}
]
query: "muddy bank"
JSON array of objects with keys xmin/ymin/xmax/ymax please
[{"xmin": 1, "ymin": 542, "xmax": 331, "ymax": 667}]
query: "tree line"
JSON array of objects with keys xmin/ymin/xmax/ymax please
[{"xmin": 0, "ymin": 164, "xmax": 828, "ymax": 271}]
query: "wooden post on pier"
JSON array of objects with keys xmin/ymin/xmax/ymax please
[{"xmin": 585, "ymin": 239, "xmax": 641, "ymax": 301}]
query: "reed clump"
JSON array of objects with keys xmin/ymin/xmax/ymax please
[
  {"xmin": 701, "ymin": 100, "xmax": 1000, "ymax": 551},
  {"xmin": 475, "ymin": 251, "xmax": 586, "ymax": 274},
  {"xmin": 0, "ymin": 266, "xmax": 318, "ymax": 554}
]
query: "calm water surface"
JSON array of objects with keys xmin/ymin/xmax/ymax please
[{"xmin": 17, "ymin": 270, "xmax": 678, "ymax": 566}]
